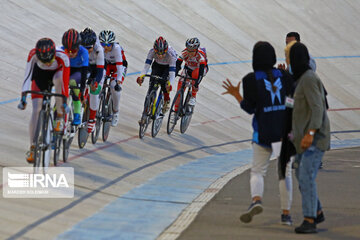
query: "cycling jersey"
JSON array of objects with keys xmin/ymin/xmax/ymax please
[
  {"xmin": 140, "ymin": 46, "xmax": 177, "ymax": 85},
  {"xmin": 104, "ymin": 43, "xmax": 126, "ymax": 83},
  {"xmin": 22, "ymin": 48, "xmax": 70, "ymax": 97},
  {"xmin": 88, "ymin": 38, "xmax": 105, "ymax": 84}
]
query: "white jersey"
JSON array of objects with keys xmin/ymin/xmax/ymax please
[
  {"xmin": 88, "ymin": 38, "xmax": 104, "ymax": 67},
  {"xmin": 140, "ymin": 46, "xmax": 177, "ymax": 85},
  {"xmin": 104, "ymin": 43, "xmax": 125, "ymax": 81}
]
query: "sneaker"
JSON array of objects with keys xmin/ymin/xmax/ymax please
[
  {"xmin": 240, "ymin": 200, "xmax": 263, "ymax": 223},
  {"xmin": 295, "ymin": 220, "xmax": 317, "ymax": 234},
  {"xmin": 26, "ymin": 145, "xmax": 35, "ymax": 163},
  {"xmin": 87, "ymin": 119, "xmax": 96, "ymax": 133},
  {"xmin": 112, "ymin": 112, "xmax": 119, "ymax": 127},
  {"xmin": 315, "ymin": 211, "xmax": 325, "ymax": 224},
  {"xmin": 281, "ymin": 214, "xmax": 293, "ymax": 226},
  {"xmin": 54, "ymin": 118, "xmax": 64, "ymax": 132},
  {"xmin": 189, "ymin": 97, "xmax": 196, "ymax": 106},
  {"xmin": 162, "ymin": 100, "xmax": 170, "ymax": 114},
  {"xmin": 73, "ymin": 113, "xmax": 81, "ymax": 126}
]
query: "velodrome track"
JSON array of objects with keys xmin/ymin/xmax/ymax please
[{"xmin": 1, "ymin": 0, "xmax": 360, "ymax": 239}]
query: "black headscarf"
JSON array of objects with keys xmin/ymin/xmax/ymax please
[
  {"xmin": 289, "ymin": 42, "xmax": 311, "ymax": 80},
  {"xmin": 252, "ymin": 41, "xmax": 276, "ymax": 71}
]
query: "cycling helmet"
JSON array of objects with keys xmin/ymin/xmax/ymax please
[
  {"xmin": 80, "ymin": 27, "xmax": 97, "ymax": 47},
  {"xmin": 62, "ymin": 28, "xmax": 81, "ymax": 50},
  {"xmin": 35, "ymin": 38, "xmax": 56, "ymax": 63},
  {"xmin": 153, "ymin": 36, "xmax": 168, "ymax": 55},
  {"xmin": 186, "ymin": 37, "xmax": 200, "ymax": 50},
  {"xmin": 98, "ymin": 30, "xmax": 116, "ymax": 44}
]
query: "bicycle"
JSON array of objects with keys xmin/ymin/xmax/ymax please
[
  {"xmin": 77, "ymin": 85, "xmax": 90, "ymax": 149},
  {"xmin": 91, "ymin": 73, "xmax": 115, "ymax": 143},
  {"xmin": 167, "ymin": 74, "xmax": 198, "ymax": 134},
  {"xmin": 19, "ymin": 90, "xmax": 66, "ymax": 173},
  {"xmin": 139, "ymin": 74, "xmax": 167, "ymax": 139},
  {"xmin": 61, "ymin": 85, "xmax": 77, "ymax": 162}
]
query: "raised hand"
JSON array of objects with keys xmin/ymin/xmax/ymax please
[{"xmin": 222, "ymin": 78, "xmax": 243, "ymax": 103}]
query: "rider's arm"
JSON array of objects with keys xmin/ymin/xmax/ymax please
[
  {"xmin": 80, "ymin": 47, "xmax": 90, "ymax": 93},
  {"xmin": 95, "ymin": 45, "xmax": 105, "ymax": 84},
  {"xmin": 113, "ymin": 44, "xmax": 124, "ymax": 84},
  {"xmin": 140, "ymin": 49, "xmax": 155, "ymax": 77},
  {"xmin": 168, "ymin": 51, "xmax": 177, "ymax": 86},
  {"xmin": 57, "ymin": 50, "xmax": 71, "ymax": 98},
  {"xmin": 22, "ymin": 49, "xmax": 37, "ymax": 93},
  {"xmin": 176, "ymin": 58, "xmax": 183, "ymax": 76}
]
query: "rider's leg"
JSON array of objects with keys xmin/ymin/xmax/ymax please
[
  {"xmin": 88, "ymin": 81, "xmax": 102, "ymax": 133},
  {"xmin": 189, "ymin": 68, "xmax": 200, "ymax": 105},
  {"xmin": 27, "ymin": 81, "xmax": 43, "ymax": 163},
  {"xmin": 53, "ymin": 70, "xmax": 65, "ymax": 131},
  {"xmin": 110, "ymin": 79, "xmax": 121, "ymax": 127},
  {"xmin": 70, "ymin": 72, "xmax": 82, "ymax": 125}
]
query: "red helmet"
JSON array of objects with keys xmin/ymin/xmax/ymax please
[
  {"xmin": 62, "ymin": 28, "xmax": 81, "ymax": 51},
  {"xmin": 153, "ymin": 36, "xmax": 168, "ymax": 55},
  {"xmin": 35, "ymin": 38, "xmax": 56, "ymax": 63}
]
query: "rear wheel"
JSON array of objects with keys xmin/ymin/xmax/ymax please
[
  {"xmin": 167, "ymin": 91, "xmax": 183, "ymax": 134},
  {"xmin": 151, "ymin": 96, "xmax": 164, "ymax": 138}
]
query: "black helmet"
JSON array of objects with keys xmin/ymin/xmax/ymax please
[
  {"xmin": 62, "ymin": 28, "xmax": 81, "ymax": 50},
  {"xmin": 35, "ymin": 38, "xmax": 56, "ymax": 63},
  {"xmin": 153, "ymin": 36, "xmax": 168, "ymax": 55},
  {"xmin": 80, "ymin": 27, "xmax": 97, "ymax": 47},
  {"xmin": 186, "ymin": 37, "xmax": 200, "ymax": 50}
]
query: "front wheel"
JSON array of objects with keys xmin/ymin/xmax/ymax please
[
  {"xmin": 53, "ymin": 133, "xmax": 63, "ymax": 166},
  {"xmin": 167, "ymin": 91, "xmax": 183, "ymax": 135},
  {"xmin": 139, "ymin": 91, "xmax": 156, "ymax": 139},
  {"xmin": 180, "ymin": 92, "xmax": 193, "ymax": 134},
  {"xmin": 92, "ymin": 94, "xmax": 104, "ymax": 144},
  {"xmin": 151, "ymin": 97, "xmax": 164, "ymax": 138},
  {"xmin": 102, "ymin": 94, "xmax": 112, "ymax": 142}
]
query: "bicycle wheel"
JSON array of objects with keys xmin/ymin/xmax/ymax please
[
  {"xmin": 63, "ymin": 104, "xmax": 74, "ymax": 162},
  {"xmin": 53, "ymin": 132, "xmax": 63, "ymax": 166},
  {"xmin": 102, "ymin": 94, "xmax": 112, "ymax": 142},
  {"xmin": 151, "ymin": 96, "xmax": 164, "ymax": 138},
  {"xmin": 180, "ymin": 90, "xmax": 193, "ymax": 134},
  {"xmin": 139, "ymin": 92, "xmax": 155, "ymax": 139},
  {"xmin": 167, "ymin": 91, "xmax": 183, "ymax": 135},
  {"xmin": 91, "ymin": 93, "xmax": 104, "ymax": 144},
  {"xmin": 78, "ymin": 100, "xmax": 90, "ymax": 149},
  {"xmin": 33, "ymin": 110, "xmax": 45, "ymax": 173},
  {"xmin": 41, "ymin": 111, "xmax": 52, "ymax": 173}
]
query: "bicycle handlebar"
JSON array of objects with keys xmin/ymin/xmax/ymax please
[
  {"xmin": 176, "ymin": 74, "xmax": 198, "ymax": 81},
  {"xmin": 144, "ymin": 74, "xmax": 167, "ymax": 81}
]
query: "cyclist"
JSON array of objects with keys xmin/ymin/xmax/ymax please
[
  {"xmin": 61, "ymin": 28, "xmax": 89, "ymax": 126},
  {"xmin": 18, "ymin": 38, "xmax": 70, "ymax": 163},
  {"xmin": 80, "ymin": 27, "xmax": 105, "ymax": 133},
  {"xmin": 99, "ymin": 30, "xmax": 127, "ymax": 127},
  {"xmin": 176, "ymin": 37, "xmax": 208, "ymax": 107},
  {"xmin": 136, "ymin": 36, "xmax": 177, "ymax": 119}
]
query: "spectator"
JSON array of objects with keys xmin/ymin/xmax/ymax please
[
  {"xmin": 289, "ymin": 42, "xmax": 330, "ymax": 234},
  {"xmin": 222, "ymin": 41, "xmax": 294, "ymax": 224}
]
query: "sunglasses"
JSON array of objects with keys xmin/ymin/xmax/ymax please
[
  {"xmin": 84, "ymin": 45, "xmax": 94, "ymax": 49},
  {"xmin": 101, "ymin": 42, "xmax": 113, "ymax": 47},
  {"xmin": 155, "ymin": 50, "xmax": 167, "ymax": 56},
  {"xmin": 41, "ymin": 57, "xmax": 55, "ymax": 64},
  {"xmin": 65, "ymin": 48, "xmax": 78, "ymax": 54}
]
